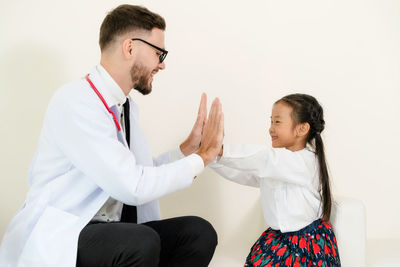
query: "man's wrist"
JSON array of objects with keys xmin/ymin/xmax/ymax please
[
  {"xmin": 180, "ymin": 138, "xmax": 201, "ymax": 157},
  {"xmin": 180, "ymin": 140, "xmax": 192, "ymax": 156}
]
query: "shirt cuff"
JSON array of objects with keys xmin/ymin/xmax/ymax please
[
  {"xmin": 185, "ymin": 154, "xmax": 204, "ymax": 177},
  {"xmin": 169, "ymin": 147, "xmax": 186, "ymax": 162}
]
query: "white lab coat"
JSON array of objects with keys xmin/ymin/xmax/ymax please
[{"xmin": 0, "ymin": 67, "xmax": 202, "ymax": 267}]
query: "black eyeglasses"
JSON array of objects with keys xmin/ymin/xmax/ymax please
[{"xmin": 131, "ymin": 38, "xmax": 168, "ymax": 63}]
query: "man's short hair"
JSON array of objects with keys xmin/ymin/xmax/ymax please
[{"xmin": 99, "ymin": 5, "xmax": 166, "ymax": 52}]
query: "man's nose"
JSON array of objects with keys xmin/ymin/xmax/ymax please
[{"xmin": 158, "ymin": 61, "xmax": 165, "ymax": 70}]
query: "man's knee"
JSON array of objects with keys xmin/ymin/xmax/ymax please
[
  {"xmin": 120, "ymin": 225, "xmax": 161, "ymax": 266},
  {"xmin": 184, "ymin": 216, "xmax": 218, "ymax": 251}
]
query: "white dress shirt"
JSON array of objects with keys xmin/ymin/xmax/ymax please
[{"xmin": 210, "ymin": 144, "xmax": 322, "ymax": 233}]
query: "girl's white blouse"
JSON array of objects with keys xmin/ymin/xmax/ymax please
[{"xmin": 210, "ymin": 144, "xmax": 322, "ymax": 233}]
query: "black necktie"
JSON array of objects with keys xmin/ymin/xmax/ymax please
[
  {"xmin": 120, "ymin": 99, "xmax": 137, "ymax": 223},
  {"xmin": 123, "ymin": 100, "xmax": 130, "ymax": 147}
]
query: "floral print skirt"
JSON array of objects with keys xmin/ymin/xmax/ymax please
[{"xmin": 245, "ymin": 219, "xmax": 341, "ymax": 267}]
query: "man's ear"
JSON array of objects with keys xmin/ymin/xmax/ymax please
[
  {"xmin": 296, "ymin": 122, "xmax": 310, "ymax": 137},
  {"xmin": 121, "ymin": 38, "xmax": 134, "ymax": 59}
]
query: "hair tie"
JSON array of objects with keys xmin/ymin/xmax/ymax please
[{"xmin": 316, "ymin": 132, "xmax": 321, "ymax": 135}]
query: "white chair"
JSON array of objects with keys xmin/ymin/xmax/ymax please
[
  {"xmin": 330, "ymin": 196, "xmax": 367, "ymax": 267},
  {"xmin": 325, "ymin": 196, "xmax": 400, "ymax": 267}
]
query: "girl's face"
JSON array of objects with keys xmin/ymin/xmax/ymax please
[{"xmin": 269, "ymin": 102, "xmax": 307, "ymax": 151}]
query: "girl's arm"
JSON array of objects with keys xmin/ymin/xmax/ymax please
[
  {"xmin": 209, "ymin": 162, "xmax": 260, "ymax": 187},
  {"xmin": 218, "ymin": 145, "xmax": 315, "ymax": 186},
  {"xmin": 218, "ymin": 144, "xmax": 269, "ymax": 172},
  {"xmin": 208, "ymin": 144, "xmax": 268, "ymax": 187},
  {"xmin": 210, "ymin": 144, "xmax": 313, "ymax": 187}
]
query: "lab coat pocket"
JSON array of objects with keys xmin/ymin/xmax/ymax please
[{"xmin": 19, "ymin": 206, "xmax": 79, "ymax": 266}]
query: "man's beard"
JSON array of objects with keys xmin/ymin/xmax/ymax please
[{"xmin": 130, "ymin": 63, "xmax": 153, "ymax": 95}]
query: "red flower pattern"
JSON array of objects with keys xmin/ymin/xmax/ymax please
[
  {"xmin": 276, "ymin": 246, "xmax": 287, "ymax": 257},
  {"xmin": 244, "ymin": 219, "xmax": 340, "ymax": 267}
]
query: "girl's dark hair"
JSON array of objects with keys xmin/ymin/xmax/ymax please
[{"xmin": 276, "ymin": 93, "xmax": 332, "ymax": 221}]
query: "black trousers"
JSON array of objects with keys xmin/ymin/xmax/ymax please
[{"xmin": 76, "ymin": 216, "xmax": 218, "ymax": 267}]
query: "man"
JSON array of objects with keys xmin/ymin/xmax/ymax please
[{"xmin": 0, "ymin": 5, "xmax": 224, "ymax": 267}]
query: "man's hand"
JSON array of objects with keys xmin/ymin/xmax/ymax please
[
  {"xmin": 180, "ymin": 93, "xmax": 207, "ymax": 156},
  {"xmin": 196, "ymin": 98, "xmax": 224, "ymax": 166}
]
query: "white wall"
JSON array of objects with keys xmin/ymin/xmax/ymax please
[{"xmin": 1, "ymin": 0, "xmax": 399, "ymax": 263}]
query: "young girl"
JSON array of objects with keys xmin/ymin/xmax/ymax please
[{"xmin": 210, "ymin": 94, "xmax": 341, "ymax": 266}]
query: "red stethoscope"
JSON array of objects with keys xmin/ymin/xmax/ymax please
[{"xmin": 85, "ymin": 74, "xmax": 121, "ymax": 132}]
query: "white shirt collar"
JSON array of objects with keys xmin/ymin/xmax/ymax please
[{"xmin": 96, "ymin": 64, "xmax": 127, "ymax": 110}]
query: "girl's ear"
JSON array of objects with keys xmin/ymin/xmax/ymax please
[{"xmin": 296, "ymin": 122, "xmax": 310, "ymax": 137}]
